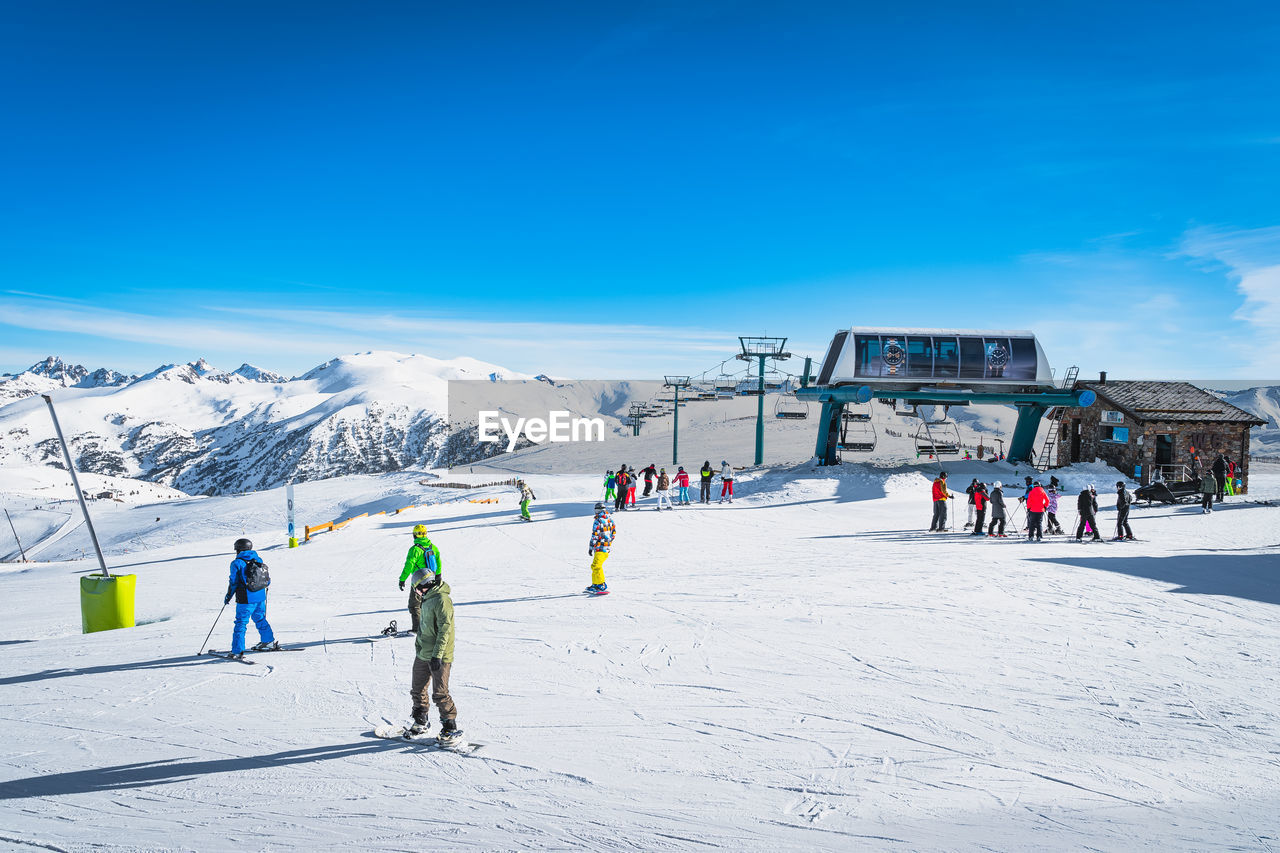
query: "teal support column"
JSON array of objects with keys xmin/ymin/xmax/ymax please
[
  {"xmin": 1008, "ymin": 404, "xmax": 1047, "ymax": 463},
  {"xmin": 815, "ymin": 401, "xmax": 835, "ymax": 460},
  {"xmin": 672, "ymin": 387, "xmax": 680, "ymax": 465},
  {"xmin": 755, "ymin": 355, "xmax": 766, "ymax": 465}
]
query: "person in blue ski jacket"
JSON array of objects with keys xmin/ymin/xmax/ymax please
[{"xmin": 224, "ymin": 537, "xmax": 277, "ymax": 658}]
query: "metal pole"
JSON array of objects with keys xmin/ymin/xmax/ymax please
[
  {"xmin": 42, "ymin": 395, "xmax": 110, "ymax": 576},
  {"xmin": 755, "ymin": 354, "xmax": 766, "ymax": 465},
  {"xmin": 4, "ymin": 508, "xmax": 27, "ymax": 562},
  {"xmin": 672, "ymin": 386, "xmax": 680, "ymax": 465}
]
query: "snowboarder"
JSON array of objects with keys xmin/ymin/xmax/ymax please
[
  {"xmin": 641, "ymin": 464, "xmax": 658, "ymax": 498},
  {"xmin": 603, "ymin": 470, "xmax": 617, "ymax": 503},
  {"xmin": 718, "ymin": 461, "xmax": 735, "ymax": 503},
  {"xmin": 675, "ymin": 466, "xmax": 691, "ymax": 505},
  {"xmin": 1212, "ymin": 453, "xmax": 1227, "ymax": 503},
  {"xmin": 1200, "ymin": 469, "xmax": 1217, "ymax": 513},
  {"xmin": 964, "ymin": 478, "xmax": 979, "ymax": 529},
  {"xmin": 699, "ymin": 461, "xmax": 714, "ymax": 503},
  {"xmin": 1075, "ymin": 488, "xmax": 1102, "ymax": 541},
  {"xmin": 970, "ymin": 482, "xmax": 988, "ymax": 536},
  {"xmin": 1113, "ymin": 481, "xmax": 1135, "ymax": 540},
  {"xmin": 655, "ymin": 468, "xmax": 673, "ymax": 510},
  {"xmin": 614, "ymin": 467, "xmax": 630, "ymax": 512},
  {"xmin": 1026, "ymin": 481, "xmax": 1048, "ymax": 541},
  {"xmin": 987, "ymin": 482, "xmax": 1007, "ymax": 537},
  {"xmin": 586, "ymin": 502, "xmax": 615, "ymax": 594},
  {"xmin": 408, "ymin": 569, "xmax": 459, "ymax": 741},
  {"xmin": 399, "ymin": 524, "xmax": 443, "ymax": 634},
  {"xmin": 516, "ymin": 479, "xmax": 536, "ymax": 521},
  {"xmin": 1045, "ymin": 484, "xmax": 1064, "ymax": 535},
  {"xmin": 929, "ymin": 472, "xmax": 951, "ymax": 532},
  {"xmin": 224, "ymin": 538, "xmax": 276, "ymax": 659},
  {"xmin": 1225, "ymin": 456, "xmax": 1237, "ymax": 496}
]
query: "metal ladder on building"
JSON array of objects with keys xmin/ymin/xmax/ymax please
[{"xmin": 1034, "ymin": 366, "xmax": 1078, "ymax": 471}]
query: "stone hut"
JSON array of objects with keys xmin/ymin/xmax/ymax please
[{"xmin": 1053, "ymin": 376, "xmax": 1265, "ymax": 492}]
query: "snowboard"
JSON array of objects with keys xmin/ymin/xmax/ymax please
[
  {"xmin": 372, "ymin": 724, "xmax": 482, "ymax": 754},
  {"xmin": 584, "ymin": 588, "xmax": 610, "ymax": 596}
]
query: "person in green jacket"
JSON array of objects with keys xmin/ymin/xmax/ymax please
[
  {"xmin": 410, "ymin": 573, "xmax": 458, "ymax": 738},
  {"xmin": 399, "ymin": 524, "xmax": 443, "ymax": 633},
  {"xmin": 1200, "ymin": 470, "xmax": 1217, "ymax": 514}
]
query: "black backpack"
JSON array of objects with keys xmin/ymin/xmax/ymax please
[{"xmin": 242, "ymin": 558, "xmax": 271, "ymax": 592}]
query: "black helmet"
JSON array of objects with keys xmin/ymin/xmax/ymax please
[
  {"xmin": 233, "ymin": 538, "xmax": 253, "ymax": 552},
  {"xmin": 1115, "ymin": 481, "xmax": 1125, "ymax": 488},
  {"xmin": 594, "ymin": 502, "xmax": 605, "ymax": 512}
]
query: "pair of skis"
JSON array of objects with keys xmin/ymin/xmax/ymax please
[{"xmin": 204, "ymin": 646, "xmax": 304, "ymax": 665}]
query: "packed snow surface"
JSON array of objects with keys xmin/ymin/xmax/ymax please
[{"xmin": 1, "ymin": 460, "xmax": 1279, "ymax": 851}]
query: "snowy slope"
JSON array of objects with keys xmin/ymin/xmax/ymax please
[
  {"xmin": 1, "ymin": 460, "xmax": 1278, "ymax": 850},
  {"xmin": 1219, "ymin": 385, "xmax": 1280, "ymax": 459}
]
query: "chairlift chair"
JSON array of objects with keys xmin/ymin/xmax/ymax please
[
  {"xmin": 774, "ymin": 397, "xmax": 810, "ymax": 420},
  {"xmin": 837, "ymin": 411, "xmax": 877, "ymax": 452},
  {"xmin": 914, "ymin": 420, "xmax": 961, "ymax": 456}
]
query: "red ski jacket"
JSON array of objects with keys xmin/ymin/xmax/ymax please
[{"xmin": 1026, "ymin": 486, "xmax": 1049, "ymax": 512}]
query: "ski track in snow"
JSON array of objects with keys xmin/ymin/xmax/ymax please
[{"xmin": 1, "ymin": 458, "xmax": 1279, "ymax": 850}]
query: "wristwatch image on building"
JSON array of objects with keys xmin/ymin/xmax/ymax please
[
  {"xmin": 987, "ymin": 342, "xmax": 1009, "ymax": 377},
  {"xmin": 882, "ymin": 339, "xmax": 906, "ymax": 376}
]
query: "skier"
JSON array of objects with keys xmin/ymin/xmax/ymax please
[
  {"xmin": 929, "ymin": 472, "xmax": 951, "ymax": 532},
  {"xmin": 641, "ymin": 463, "xmax": 658, "ymax": 498},
  {"xmin": 675, "ymin": 466, "xmax": 691, "ymax": 505},
  {"xmin": 1016, "ymin": 475, "xmax": 1034, "ymax": 533},
  {"xmin": 987, "ymin": 482, "xmax": 1007, "ymax": 537},
  {"xmin": 1113, "ymin": 481, "xmax": 1135, "ymax": 540},
  {"xmin": 408, "ymin": 568, "xmax": 459, "ymax": 741},
  {"xmin": 1225, "ymin": 456, "xmax": 1237, "ymax": 496},
  {"xmin": 516, "ymin": 479, "xmax": 536, "ymax": 521},
  {"xmin": 655, "ymin": 468, "xmax": 673, "ymax": 510},
  {"xmin": 699, "ymin": 461, "xmax": 714, "ymax": 503},
  {"xmin": 1045, "ymin": 483, "xmax": 1064, "ymax": 534},
  {"xmin": 970, "ymin": 482, "xmax": 988, "ymax": 536},
  {"xmin": 1025, "ymin": 481, "xmax": 1048, "ymax": 541},
  {"xmin": 1200, "ymin": 469, "xmax": 1217, "ymax": 513},
  {"xmin": 586, "ymin": 502, "xmax": 615, "ymax": 594},
  {"xmin": 603, "ymin": 470, "xmax": 617, "ymax": 503},
  {"xmin": 964, "ymin": 478, "xmax": 979, "ymax": 529},
  {"xmin": 399, "ymin": 524, "xmax": 443, "ymax": 634},
  {"xmin": 1075, "ymin": 487, "xmax": 1102, "ymax": 541},
  {"xmin": 223, "ymin": 538, "xmax": 276, "ymax": 659},
  {"xmin": 718, "ymin": 461, "xmax": 735, "ymax": 503},
  {"xmin": 614, "ymin": 466, "xmax": 630, "ymax": 512},
  {"xmin": 1212, "ymin": 453, "xmax": 1227, "ymax": 504},
  {"xmin": 626, "ymin": 467, "xmax": 638, "ymax": 509}
]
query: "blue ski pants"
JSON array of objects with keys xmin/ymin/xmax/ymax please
[{"xmin": 231, "ymin": 600, "xmax": 274, "ymax": 654}]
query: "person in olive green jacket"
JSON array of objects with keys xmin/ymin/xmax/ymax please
[
  {"xmin": 399, "ymin": 524, "xmax": 443, "ymax": 633},
  {"xmin": 410, "ymin": 574, "xmax": 458, "ymax": 737}
]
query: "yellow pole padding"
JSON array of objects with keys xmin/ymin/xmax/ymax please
[{"xmin": 80, "ymin": 574, "xmax": 136, "ymax": 633}]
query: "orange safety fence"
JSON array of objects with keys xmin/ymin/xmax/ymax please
[
  {"xmin": 305, "ymin": 522, "xmax": 333, "ymax": 541},
  {"xmin": 468, "ymin": 498, "xmax": 499, "ymax": 504}
]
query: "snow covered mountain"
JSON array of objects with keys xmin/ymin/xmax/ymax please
[
  {"xmin": 0, "ymin": 352, "xmax": 538, "ymax": 496},
  {"xmin": 1218, "ymin": 385, "xmax": 1280, "ymax": 459}
]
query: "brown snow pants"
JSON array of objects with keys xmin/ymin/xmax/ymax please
[{"xmin": 410, "ymin": 657, "xmax": 457, "ymax": 722}]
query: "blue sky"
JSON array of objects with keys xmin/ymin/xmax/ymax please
[{"xmin": 2, "ymin": 1, "xmax": 1279, "ymax": 380}]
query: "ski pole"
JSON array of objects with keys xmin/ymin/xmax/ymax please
[{"xmin": 198, "ymin": 600, "xmax": 229, "ymax": 655}]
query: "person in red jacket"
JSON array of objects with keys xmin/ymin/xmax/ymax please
[
  {"xmin": 969, "ymin": 482, "xmax": 989, "ymax": 536},
  {"xmin": 674, "ymin": 466, "xmax": 691, "ymax": 505},
  {"xmin": 1025, "ymin": 481, "xmax": 1049, "ymax": 541},
  {"xmin": 929, "ymin": 472, "xmax": 952, "ymax": 532}
]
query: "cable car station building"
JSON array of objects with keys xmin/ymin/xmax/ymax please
[{"xmin": 798, "ymin": 327, "xmax": 1096, "ymax": 465}]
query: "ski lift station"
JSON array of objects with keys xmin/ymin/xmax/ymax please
[{"xmin": 796, "ymin": 328, "xmax": 1096, "ymax": 465}]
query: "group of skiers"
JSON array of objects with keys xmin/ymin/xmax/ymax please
[
  {"xmin": 1197, "ymin": 452, "xmax": 1239, "ymax": 513},
  {"xmin": 603, "ymin": 460, "xmax": 736, "ymax": 511},
  {"xmin": 930, "ymin": 472, "xmax": 1136, "ymax": 542}
]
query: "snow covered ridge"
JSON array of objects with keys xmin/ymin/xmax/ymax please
[{"xmin": 0, "ymin": 352, "xmax": 539, "ymax": 496}]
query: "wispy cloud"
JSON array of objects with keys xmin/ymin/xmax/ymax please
[
  {"xmin": 0, "ymin": 293, "xmax": 745, "ymax": 378},
  {"xmin": 1178, "ymin": 225, "xmax": 1280, "ymax": 374}
]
